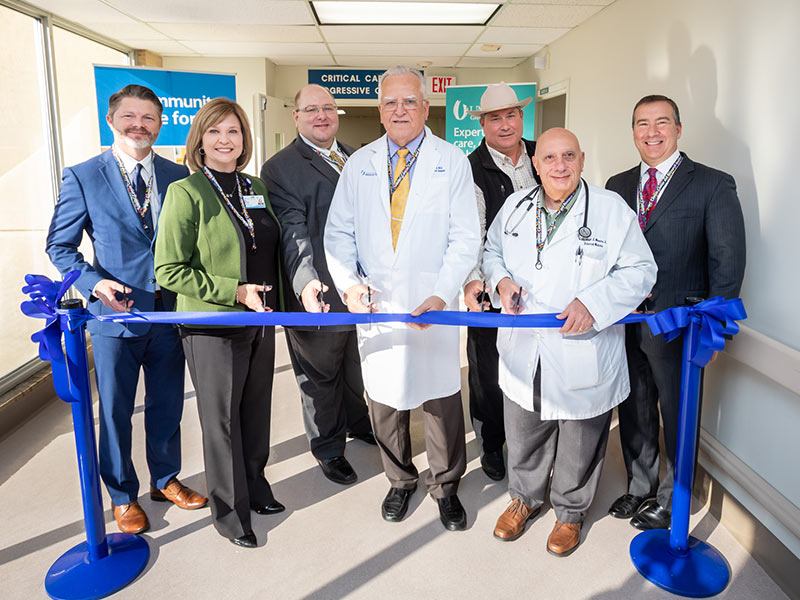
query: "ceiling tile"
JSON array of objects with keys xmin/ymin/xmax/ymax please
[
  {"xmin": 328, "ymin": 43, "xmax": 471, "ymax": 56},
  {"xmin": 456, "ymin": 56, "xmax": 524, "ymax": 67},
  {"xmin": 270, "ymin": 55, "xmax": 342, "ymax": 67},
  {"xmin": 104, "ymin": 0, "xmax": 314, "ymax": 24},
  {"xmin": 126, "ymin": 39, "xmax": 198, "ymax": 55},
  {"xmin": 491, "ymin": 3, "xmax": 603, "ymax": 27},
  {"xmin": 86, "ymin": 22, "xmax": 171, "ymax": 42},
  {"xmin": 26, "ymin": 0, "xmax": 135, "ymax": 23},
  {"xmin": 320, "ymin": 25, "xmax": 481, "ymax": 43},
  {"xmin": 180, "ymin": 41, "xmax": 331, "ymax": 57},
  {"xmin": 509, "ymin": 0, "xmax": 612, "ymax": 4},
  {"xmin": 478, "ymin": 25, "xmax": 569, "ymax": 44},
  {"xmin": 466, "ymin": 42, "xmax": 543, "ymax": 57},
  {"xmin": 151, "ymin": 24, "xmax": 322, "ymax": 43},
  {"xmin": 333, "ymin": 55, "xmax": 460, "ymax": 68}
]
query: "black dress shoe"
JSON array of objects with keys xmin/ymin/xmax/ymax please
[
  {"xmin": 348, "ymin": 431, "xmax": 378, "ymax": 445},
  {"xmin": 480, "ymin": 450, "xmax": 506, "ymax": 481},
  {"xmin": 608, "ymin": 494, "xmax": 647, "ymax": 519},
  {"xmin": 251, "ymin": 500, "xmax": 286, "ymax": 515},
  {"xmin": 317, "ymin": 456, "xmax": 357, "ymax": 485},
  {"xmin": 230, "ymin": 531, "xmax": 257, "ymax": 548},
  {"xmin": 630, "ymin": 501, "xmax": 671, "ymax": 530},
  {"xmin": 381, "ymin": 486, "xmax": 415, "ymax": 522},
  {"xmin": 437, "ymin": 495, "xmax": 467, "ymax": 531}
]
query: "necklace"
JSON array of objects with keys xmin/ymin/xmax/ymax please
[
  {"xmin": 386, "ymin": 132, "xmax": 425, "ymax": 196},
  {"xmin": 202, "ymin": 166, "xmax": 257, "ymax": 251},
  {"xmin": 534, "ymin": 186, "xmax": 580, "ymax": 270},
  {"xmin": 110, "ymin": 145, "xmax": 153, "ymax": 228}
]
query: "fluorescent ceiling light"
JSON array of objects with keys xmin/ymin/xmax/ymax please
[{"xmin": 312, "ymin": 2, "xmax": 500, "ymax": 25}]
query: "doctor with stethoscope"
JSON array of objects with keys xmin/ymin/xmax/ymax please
[{"xmin": 481, "ymin": 128, "xmax": 657, "ymax": 557}]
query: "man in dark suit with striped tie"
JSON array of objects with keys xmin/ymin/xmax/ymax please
[
  {"xmin": 261, "ymin": 84, "xmax": 375, "ymax": 486},
  {"xmin": 605, "ymin": 95, "xmax": 746, "ymax": 529}
]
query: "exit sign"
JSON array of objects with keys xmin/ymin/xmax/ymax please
[{"xmin": 428, "ymin": 76, "xmax": 455, "ymax": 95}]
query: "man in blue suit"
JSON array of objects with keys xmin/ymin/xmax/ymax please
[{"xmin": 47, "ymin": 84, "xmax": 207, "ymax": 534}]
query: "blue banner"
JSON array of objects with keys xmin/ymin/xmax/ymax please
[
  {"xmin": 308, "ymin": 69, "xmax": 384, "ymax": 100},
  {"xmin": 445, "ymin": 83, "xmax": 536, "ymax": 154},
  {"xmin": 93, "ymin": 65, "xmax": 236, "ymax": 147}
]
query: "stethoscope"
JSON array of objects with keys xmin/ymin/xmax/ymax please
[{"xmin": 503, "ymin": 178, "xmax": 592, "ymax": 240}]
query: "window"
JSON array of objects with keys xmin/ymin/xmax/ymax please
[{"xmin": 0, "ymin": 4, "xmax": 130, "ymax": 390}]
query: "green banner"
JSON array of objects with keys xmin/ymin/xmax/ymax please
[{"xmin": 445, "ymin": 83, "xmax": 536, "ymax": 154}]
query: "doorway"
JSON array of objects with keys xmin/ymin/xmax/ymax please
[{"xmin": 337, "ymin": 105, "xmax": 446, "ymax": 149}]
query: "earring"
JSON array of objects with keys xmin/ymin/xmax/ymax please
[{"xmin": 199, "ymin": 148, "xmax": 205, "ymax": 155}]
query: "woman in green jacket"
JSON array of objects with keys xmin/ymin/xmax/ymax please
[{"xmin": 155, "ymin": 98, "xmax": 284, "ymax": 548}]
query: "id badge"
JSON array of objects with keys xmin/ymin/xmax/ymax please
[{"xmin": 243, "ymin": 195, "xmax": 266, "ymax": 209}]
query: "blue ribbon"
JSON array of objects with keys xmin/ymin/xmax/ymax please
[
  {"xmin": 644, "ymin": 296, "xmax": 747, "ymax": 367},
  {"xmin": 21, "ymin": 272, "xmax": 747, "ymax": 371},
  {"xmin": 96, "ymin": 309, "xmax": 649, "ymax": 328},
  {"xmin": 20, "ymin": 271, "xmax": 80, "ymax": 362}
]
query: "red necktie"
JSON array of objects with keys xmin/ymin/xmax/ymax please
[{"xmin": 639, "ymin": 167, "xmax": 658, "ymax": 230}]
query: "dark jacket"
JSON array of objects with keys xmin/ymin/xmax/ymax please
[
  {"xmin": 261, "ymin": 135, "xmax": 354, "ymax": 330},
  {"xmin": 606, "ymin": 152, "xmax": 746, "ymax": 313},
  {"xmin": 468, "ymin": 138, "xmax": 539, "ymax": 232}
]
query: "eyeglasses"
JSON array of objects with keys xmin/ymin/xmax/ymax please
[
  {"xmin": 380, "ymin": 98, "xmax": 421, "ymax": 112},
  {"xmin": 296, "ymin": 104, "xmax": 337, "ymax": 115}
]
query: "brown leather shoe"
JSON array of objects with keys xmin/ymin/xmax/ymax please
[
  {"xmin": 546, "ymin": 520, "xmax": 581, "ymax": 557},
  {"xmin": 113, "ymin": 501, "xmax": 149, "ymax": 534},
  {"xmin": 493, "ymin": 498, "xmax": 539, "ymax": 541},
  {"xmin": 150, "ymin": 477, "xmax": 207, "ymax": 510}
]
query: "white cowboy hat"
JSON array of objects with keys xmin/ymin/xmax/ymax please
[{"xmin": 467, "ymin": 82, "xmax": 533, "ymax": 117}]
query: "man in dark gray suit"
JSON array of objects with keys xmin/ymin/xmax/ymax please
[
  {"xmin": 261, "ymin": 84, "xmax": 374, "ymax": 485},
  {"xmin": 606, "ymin": 95, "xmax": 746, "ymax": 529}
]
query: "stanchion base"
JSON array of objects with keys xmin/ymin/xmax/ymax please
[
  {"xmin": 630, "ymin": 529, "xmax": 730, "ymax": 598},
  {"xmin": 45, "ymin": 533, "xmax": 149, "ymax": 600}
]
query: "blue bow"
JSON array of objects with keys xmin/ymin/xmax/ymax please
[
  {"xmin": 20, "ymin": 271, "xmax": 80, "ymax": 362},
  {"xmin": 644, "ymin": 297, "xmax": 747, "ymax": 367}
]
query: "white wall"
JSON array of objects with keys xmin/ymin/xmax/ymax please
[{"xmin": 521, "ymin": 0, "xmax": 800, "ymax": 554}]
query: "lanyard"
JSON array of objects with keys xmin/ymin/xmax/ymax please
[
  {"xmin": 637, "ymin": 154, "xmax": 683, "ymax": 227},
  {"xmin": 202, "ymin": 166, "xmax": 257, "ymax": 252},
  {"xmin": 534, "ymin": 184, "xmax": 580, "ymax": 270},
  {"xmin": 386, "ymin": 132, "xmax": 425, "ymax": 197},
  {"xmin": 312, "ymin": 146, "xmax": 346, "ymax": 171},
  {"xmin": 110, "ymin": 145, "xmax": 153, "ymax": 222}
]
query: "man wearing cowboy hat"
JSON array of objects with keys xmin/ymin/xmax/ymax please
[{"xmin": 463, "ymin": 82, "xmax": 540, "ymax": 482}]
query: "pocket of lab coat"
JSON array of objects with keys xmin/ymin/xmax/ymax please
[
  {"xmin": 577, "ymin": 255, "xmax": 607, "ymax": 292},
  {"xmin": 561, "ymin": 338, "xmax": 600, "ymax": 390}
]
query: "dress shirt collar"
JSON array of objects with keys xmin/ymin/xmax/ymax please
[
  {"xmin": 299, "ymin": 133, "xmax": 342, "ymax": 157},
  {"xmin": 487, "ymin": 140, "xmax": 527, "ymax": 169},
  {"xmin": 388, "ymin": 129, "xmax": 425, "ymax": 158},
  {"xmin": 639, "ymin": 149, "xmax": 680, "ymax": 179},
  {"xmin": 113, "ymin": 142, "xmax": 154, "ymax": 177}
]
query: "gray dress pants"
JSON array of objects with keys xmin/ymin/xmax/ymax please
[
  {"xmin": 367, "ymin": 392, "xmax": 466, "ymax": 499},
  {"xmin": 285, "ymin": 328, "xmax": 371, "ymax": 460},
  {"xmin": 181, "ymin": 326, "xmax": 276, "ymax": 540},
  {"xmin": 504, "ymin": 369, "xmax": 611, "ymax": 524}
]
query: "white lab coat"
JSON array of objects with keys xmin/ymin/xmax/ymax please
[
  {"xmin": 482, "ymin": 182, "xmax": 657, "ymax": 420},
  {"xmin": 324, "ymin": 128, "xmax": 480, "ymax": 410}
]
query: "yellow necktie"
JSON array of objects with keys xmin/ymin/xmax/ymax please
[
  {"xmin": 391, "ymin": 148, "xmax": 410, "ymax": 250},
  {"xmin": 328, "ymin": 148, "xmax": 346, "ymax": 171}
]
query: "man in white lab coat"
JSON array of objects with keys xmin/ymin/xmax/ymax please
[
  {"xmin": 324, "ymin": 66, "xmax": 480, "ymax": 531},
  {"xmin": 482, "ymin": 128, "xmax": 657, "ymax": 555}
]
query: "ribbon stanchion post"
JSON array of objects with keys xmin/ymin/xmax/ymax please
[
  {"xmin": 21, "ymin": 275, "xmax": 148, "ymax": 600},
  {"xmin": 630, "ymin": 297, "xmax": 746, "ymax": 598}
]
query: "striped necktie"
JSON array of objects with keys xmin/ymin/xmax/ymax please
[
  {"xmin": 328, "ymin": 148, "xmax": 346, "ymax": 171},
  {"xmin": 639, "ymin": 167, "xmax": 658, "ymax": 230},
  {"xmin": 390, "ymin": 148, "xmax": 410, "ymax": 250}
]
